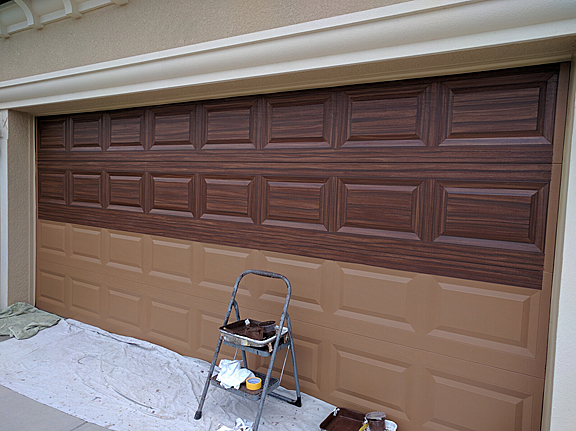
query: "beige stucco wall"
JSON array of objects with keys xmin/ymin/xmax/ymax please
[
  {"xmin": 0, "ymin": 0, "xmax": 409, "ymax": 82},
  {"xmin": 0, "ymin": 109, "xmax": 34, "ymax": 308}
]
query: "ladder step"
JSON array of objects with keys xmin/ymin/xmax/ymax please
[{"xmin": 210, "ymin": 370, "xmax": 280, "ymax": 402}]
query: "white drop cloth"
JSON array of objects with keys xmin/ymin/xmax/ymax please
[{"xmin": 0, "ymin": 319, "xmax": 333, "ymax": 431}]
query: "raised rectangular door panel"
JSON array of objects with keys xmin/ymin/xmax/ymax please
[
  {"xmin": 151, "ymin": 105, "xmax": 194, "ymax": 150},
  {"xmin": 439, "ymin": 70, "xmax": 558, "ymax": 146},
  {"xmin": 262, "ymin": 320, "xmax": 328, "ymax": 395},
  {"xmin": 432, "ymin": 180, "xmax": 548, "ymax": 252},
  {"xmin": 107, "ymin": 230, "xmax": 145, "ymax": 274},
  {"xmin": 200, "ymin": 175, "xmax": 256, "ymax": 223},
  {"xmin": 197, "ymin": 243, "xmax": 255, "ymax": 302},
  {"xmin": 109, "ymin": 109, "xmax": 146, "ymax": 150},
  {"xmin": 37, "ymin": 220, "xmax": 67, "ymax": 262},
  {"xmin": 259, "ymin": 251, "xmax": 327, "ymax": 316},
  {"xmin": 149, "ymin": 297, "xmax": 190, "ymax": 344},
  {"xmin": 264, "ymin": 92, "xmax": 334, "ymax": 148},
  {"xmin": 201, "ymin": 99, "xmax": 258, "ymax": 149},
  {"xmin": 341, "ymin": 83, "xmax": 431, "ymax": 148},
  {"xmin": 149, "ymin": 238, "xmax": 194, "ymax": 284},
  {"xmin": 38, "ymin": 118, "xmax": 66, "ymax": 151},
  {"xmin": 70, "ymin": 225, "xmax": 102, "ymax": 265},
  {"xmin": 333, "ymin": 264, "xmax": 418, "ymax": 335},
  {"xmin": 107, "ymin": 172, "xmax": 145, "ymax": 212},
  {"xmin": 149, "ymin": 174, "xmax": 194, "ymax": 217},
  {"xmin": 70, "ymin": 114, "xmax": 102, "ymax": 151},
  {"xmin": 419, "ymin": 356, "xmax": 544, "ymax": 431},
  {"xmin": 327, "ymin": 332, "xmax": 415, "ymax": 423},
  {"xmin": 337, "ymin": 178, "xmax": 425, "ymax": 240},
  {"xmin": 36, "ymin": 260, "xmax": 69, "ymax": 318},
  {"xmin": 71, "ymin": 172, "xmax": 102, "ymax": 208},
  {"xmin": 426, "ymin": 278, "xmax": 541, "ymax": 360},
  {"xmin": 262, "ymin": 176, "xmax": 330, "ymax": 231},
  {"xmin": 106, "ymin": 282, "xmax": 144, "ymax": 330},
  {"xmin": 38, "ymin": 170, "xmax": 67, "ymax": 205},
  {"xmin": 70, "ymin": 273, "xmax": 103, "ymax": 317}
]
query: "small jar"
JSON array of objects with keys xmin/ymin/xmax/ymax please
[{"xmin": 365, "ymin": 411, "xmax": 386, "ymax": 431}]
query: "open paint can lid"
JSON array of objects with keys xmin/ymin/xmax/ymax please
[{"xmin": 365, "ymin": 411, "xmax": 386, "ymax": 421}]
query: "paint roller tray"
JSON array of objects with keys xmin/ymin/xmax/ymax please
[
  {"xmin": 320, "ymin": 408, "xmax": 365, "ymax": 431},
  {"xmin": 219, "ymin": 319, "xmax": 289, "ymax": 348}
]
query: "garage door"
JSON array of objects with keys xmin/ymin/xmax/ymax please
[{"xmin": 35, "ymin": 63, "xmax": 569, "ymax": 431}]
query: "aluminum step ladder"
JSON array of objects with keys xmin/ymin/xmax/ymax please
[{"xmin": 194, "ymin": 269, "xmax": 302, "ymax": 431}]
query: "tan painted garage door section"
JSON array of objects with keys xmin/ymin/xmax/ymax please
[{"xmin": 36, "ymin": 63, "xmax": 570, "ymax": 431}]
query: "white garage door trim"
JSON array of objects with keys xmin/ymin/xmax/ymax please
[{"xmin": 0, "ymin": 0, "xmax": 575, "ymax": 113}]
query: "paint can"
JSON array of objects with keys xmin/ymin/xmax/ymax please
[{"xmin": 365, "ymin": 411, "xmax": 386, "ymax": 431}]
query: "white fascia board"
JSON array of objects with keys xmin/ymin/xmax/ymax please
[{"xmin": 0, "ymin": 0, "xmax": 575, "ymax": 110}]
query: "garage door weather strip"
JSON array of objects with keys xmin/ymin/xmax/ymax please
[{"xmin": 194, "ymin": 269, "xmax": 302, "ymax": 431}]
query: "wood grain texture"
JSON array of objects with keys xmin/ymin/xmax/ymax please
[
  {"xmin": 432, "ymin": 181, "xmax": 548, "ymax": 252},
  {"xmin": 200, "ymin": 175, "xmax": 256, "ymax": 223},
  {"xmin": 151, "ymin": 104, "xmax": 194, "ymax": 150},
  {"xmin": 150, "ymin": 174, "xmax": 194, "ymax": 217},
  {"xmin": 71, "ymin": 172, "xmax": 102, "ymax": 208},
  {"xmin": 70, "ymin": 114, "xmax": 102, "ymax": 151},
  {"xmin": 109, "ymin": 108, "xmax": 146, "ymax": 150},
  {"xmin": 36, "ymin": 63, "xmax": 570, "ymax": 289},
  {"xmin": 107, "ymin": 172, "xmax": 144, "ymax": 212},
  {"xmin": 38, "ymin": 118, "xmax": 66, "ymax": 151},
  {"xmin": 262, "ymin": 176, "xmax": 330, "ymax": 230},
  {"xmin": 202, "ymin": 98, "xmax": 257, "ymax": 149},
  {"xmin": 337, "ymin": 178, "xmax": 425, "ymax": 240},
  {"xmin": 341, "ymin": 82, "xmax": 431, "ymax": 148},
  {"xmin": 264, "ymin": 91, "xmax": 334, "ymax": 148},
  {"xmin": 36, "ymin": 163, "xmax": 550, "ymax": 289},
  {"xmin": 38, "ymin": 170, "xmax": 67, "ymax": 205},
  {"xmin": 438, "ymin": 69, "xmax": 558, "ymax": 146}
]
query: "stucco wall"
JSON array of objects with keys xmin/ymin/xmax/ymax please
[
  {"xmin": 0, "ymin": 109, "xmax": 34, "ymax": 308},
  {"xmin": 0, "ymin": 0, "xmax": 409, "ymax": 81}
]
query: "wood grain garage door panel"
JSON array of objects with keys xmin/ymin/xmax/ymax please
[
  {"xmin": 71, "ymin": 172, "xmax": 102, "ymax": 208},
  {"xmin": 439, "ymin": 70, "xmax": 557, "ymax": 146},
  {"xmin": 264, "ymin": 91, "xmax": 334, "ymax": 148},
  {"xmin": 38, "ymin": 117, "xmax": 66, "ymax": 151},
  {"xmin": 151, "ymin": 104, "xmax": 195, "ymax": 150},
  {"xmin": 337, "ymin": 178, "xmax": 426, "ymax": 240},
  {"xmin": 37, "ymin": 64, "xmax": 568, "ymax": 289},
  {"xmin": 149, "ymin": 174, "xmax": 195, "ymax": 217},
  {"xmin": 109, "ymin": 108, "xmax": 146, "ymax": 150},
  {"xmin": 70, "ymin": 113, "xmax": 102, "ymax": 151},
  {"xmin": 38, "ymin": 170, "xmax": 67, "ymax": 205},
  {"xmin": 36, "ymin": 163, "xmax": 553, "ymax": 289},
  {"xmin": 341, "ymin": 82, "xmax": 431, "ymax": 147},
  {"xmin": 262, "ymin": 176, "xmax": 331, "ymax": 230}
]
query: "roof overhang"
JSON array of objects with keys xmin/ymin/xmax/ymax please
[{"xmin": 1, "ymin": 0, "xmax": 575, "ymax": 115}]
